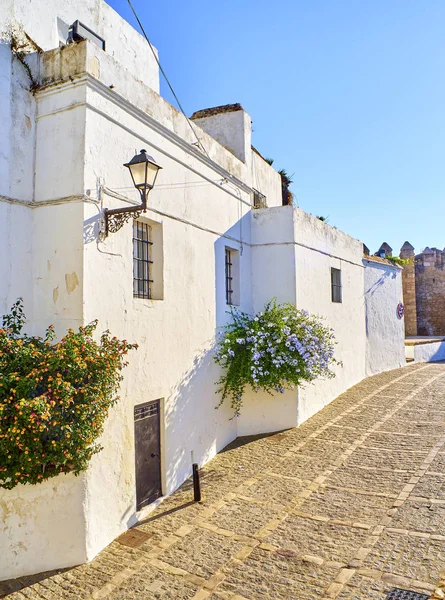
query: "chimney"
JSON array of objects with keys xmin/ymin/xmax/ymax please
[
  {"xmin": 400, "ymin": 241, "xmax": 417, "ymax": 336},
  {"xmin": 190, "ymin": 103, "xmax": 251, "ymax": 163}
]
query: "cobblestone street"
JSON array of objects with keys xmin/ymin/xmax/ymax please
[{"xmin": 3, "ymin": 362, "xmax": 445, "ymax": 600}]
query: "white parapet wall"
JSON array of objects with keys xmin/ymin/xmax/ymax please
[
  {"xmin": 414, "ymin": 341, "xmax": 445, "ymax": 362},
  {"xmin": 405, "ymin": 338, "xmax": 445, "ymax": 363},
  {"xmin": 0, "ymin": 475, "xmax": 88, "ymax": 580}
]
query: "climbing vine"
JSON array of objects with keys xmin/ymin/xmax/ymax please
[
  {"xmin": 214, "ymin": 300, "xmax": 340, "ymax": 416},
  {"xmin": 0, "ymin": 299, "xmax": 137, "ymax": 490}
]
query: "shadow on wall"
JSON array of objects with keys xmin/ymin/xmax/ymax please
[
  {"xmin": 364, "ymin": 269, "xmax": 396, "ymax": 298},
  {"xmin": 363, "ymin": 268, "xmax": 396, "ymax": 338},
  {"xmin": 156, "ymin": 212, "xmax": 252, "ymax": 494},
  {"xmin": 83, "ymin": 212, "xmax": 101, "ymax": 244},
  {"xmin": 163, "ymin": 342, "xmax": 236, "ymax": 495}
]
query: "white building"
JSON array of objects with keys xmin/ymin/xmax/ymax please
[{"xmin": 0, "ymin": 0, "xmax": 405, "ymax": 580}]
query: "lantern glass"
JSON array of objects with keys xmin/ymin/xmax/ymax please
[
  {"xmin": 124, "ymin": 149, "xmax": 162, "ymax": 191},
  {"xmin": 145, "ymin": 160, "xmax": 161, "ymax": 188},
  {"xmin": 128, "ymin": 161, "xmax": 147, "ymax": 190}
]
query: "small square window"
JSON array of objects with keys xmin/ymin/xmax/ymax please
[
  {"xmin": 253, "ymin": 189, "xmax": 267, "ymax": 209},
  {"xmin": 225, "ymin": 247, "xmax": 240, "ymax": 305},
  {"xmin": 331, "ymin": 268, "xmax": 342, "ymax": 303}
]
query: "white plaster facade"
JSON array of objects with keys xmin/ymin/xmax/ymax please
[
  {"xmin": 0, "ymin": 0, "xmax": 406, "ymax": 580},
  {"xmin": 364, "ymin": 257, "xmax": 406, "ymax": 375}
]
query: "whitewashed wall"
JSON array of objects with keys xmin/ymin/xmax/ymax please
[
  {"xmin": 292, "ymin": 210, "xmax": 367, "ymax": 423},
  {"xmin": 413, "ymin": 341, "xmax": 445, "ymax": 362},
  {"xmin": 250, "ymin": 207, "xmax": 367, "ymax": 426},
  {"xmin": 364, "ymin": 258, "xmax": 405, "ymax": 375},
  {"xmin": 0, "ymin": 475, "xmax": 88, "ymax": 579}
]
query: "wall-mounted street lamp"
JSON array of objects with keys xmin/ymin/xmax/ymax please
[{"xmin": 105, "ymin": 149, "xmax": 162, "ymax": 235}]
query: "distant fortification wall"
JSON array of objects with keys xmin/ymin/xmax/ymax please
[{"xmin": 375, "ymin": 241, "xmax": 445, "ymax": 337}]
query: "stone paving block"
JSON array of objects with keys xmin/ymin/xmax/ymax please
[
  {"xmin": 298, "ymin": 487, "xmax": 395, "ymax": 525},
  {"xmin": 314, "ymin": 425, "xmax": 360, "ymax": 445},
  {"xmin": 105, "ymin": 563, "xmax": 200, "ymax": 599},
  {"xmin": 216, "ymin": 546, "xmax": 338, "ymax": 599},
  {"xmin": 362, "ymin": 531, "xmax": 445, "ymax": 584},
  {"xmin": 336, "ymin": 573, "xmax": 428, "ymax": 600},
  {"xmin": 273, "ymin": 452, "xmax": 334, "ymax": 481},
  {"xmin": 345, "ymin": 447, "xmax": 428, "ymax": 471},
  {"xmin": 408, "ymin": 394, "xmax": 445, "ymax": 411},
  {"xmin": 206, "ymin": 497, "xmax": 278, "ymax": 537},
  {"xmin": 428, "ymin": 453, "xmax": 445, "ymax": 474},
  {"xmin": 137, "ymin": 499, "xmax": 207, "ymax": 541},
  {"xmin": 242, "ymin": 473, "xmax": 308, "ymax": 505},
  {"xmin": 390, "ymin": 500, "xmax": 445, "ymax": 535},
  {"xmin": 363, "ymin": 432, "xmax": 440, "ymax": 451},
  {"xmin": 412, "ymin": 475, "xmax": 445, "ymax": 499},
  {"xmin": 160, "ymin": 528, "xmax": 244, "ymax": 579},
  {"xmin": 335, "ymin": 409, "xmax": 390, "ymax": 430},
  {"xmin": 392, "ymin": 409, "xmax": 445, "ymax": 422},
  {"xmin": 380, "ymin": 419, "xmax": 442, "ymax": 436},
  {"xmin": 299, "ymin": 438, "xmax": 351, "ymax": 460},
  {"xmin": 324, "ymin": 466, "xmax": 412, "ymax": 495},
  {"xmin": 267, "ymin": 514, "xmax": 369, "ymax": 564}
]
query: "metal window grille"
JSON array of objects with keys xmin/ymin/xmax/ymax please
[
  {"xmin": 133, "ymin": 221, "xmax": 153, "ymax": 299},
  {"xmin": 331, "ymin": 267, "xmax": 342, "ymax": 303},
  {"xmin": 225, "ymin": 248, "xmax": 234, "ymax": 305},
  {"xmin": 253, "ymin": 189, "xmax": 267, "ymax": 209}
]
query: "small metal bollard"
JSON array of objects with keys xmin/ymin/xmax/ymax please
[{"xmin": 192, "ymin": 463, "xmax": 201, "ymax": 502}]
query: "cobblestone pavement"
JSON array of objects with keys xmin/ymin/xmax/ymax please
[{"xmin": 3, "ymin": 362, "xmax": 445, "ymax": 599}]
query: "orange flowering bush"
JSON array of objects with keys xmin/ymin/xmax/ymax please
[{"xmin": 0, "ymin": 299, "xmax": 137, "ymax": 489}]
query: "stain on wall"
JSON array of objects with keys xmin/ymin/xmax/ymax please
[{"xmin": 65, "ymin": 272, "xmax": 79, "ymax": 294}]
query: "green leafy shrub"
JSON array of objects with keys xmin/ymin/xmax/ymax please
[
  {"xmin": 386, "ymin": 255, "xmax": 410, "ymax": 266},
  {"xmin": 0, "ymin": 299, "xmax": 137, "ymax": 490},
  {"xmin": 214, "ymin": 300, "xmax": 340, "ymax": 416}
]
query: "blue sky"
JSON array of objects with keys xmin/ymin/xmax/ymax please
[{"xmin": 108, "ymin": 0, "xmax": 445, "ymax": 255}]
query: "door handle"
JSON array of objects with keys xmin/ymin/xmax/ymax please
[{"xmin": 151, "ymin": 453, "xmax": 158, "ymax": 458}]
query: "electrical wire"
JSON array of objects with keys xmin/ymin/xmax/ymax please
[{"xmin": 126, "ymin": 0, "xmax": 211, "ymax": 160}]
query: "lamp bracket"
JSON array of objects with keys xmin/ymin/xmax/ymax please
[{"xmin": 104, "ymin": 190, "xmax": 147, "ymax": 236}]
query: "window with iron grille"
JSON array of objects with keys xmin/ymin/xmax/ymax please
[
  {"xmin": 224, "ymin": 246, "xmax": 240, "ymax": 306},
  {"xmin": 253, "ymin": 189, "xmax": 267, "ymax": 209},
  {"xmin": 331, "ymin": 267, "xmax": 342, "ymax": 303},
  {"xmin": 133, "ymin": 220, "xmax": 153, "ymax": 299},
  {"xmin": 225, "ymin": 248, "xmax": 234, "ymax": 305}
]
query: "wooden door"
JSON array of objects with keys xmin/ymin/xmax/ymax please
[{"xmin": 134, "ymin": 400, "xmax": 162, "ymax": 511}]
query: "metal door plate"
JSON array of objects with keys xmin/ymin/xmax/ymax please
[
  {"xmin": 116, "ymin": 528, "xmax": 152, "ymax": 548},
  {"xmin": 386, "ymin": 589, "xmax": 429, "ymax": 600}
]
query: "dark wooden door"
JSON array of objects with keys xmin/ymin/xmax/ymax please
[{"xmin": 134, "ymin": 400, "xmax": 162, "ymax": 511}]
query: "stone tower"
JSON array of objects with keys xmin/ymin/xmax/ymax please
[
  {"xmin": 400, "ymin": 242, "xmax": 417, "ymax": 336},
  {"xmin": 415, "ymin": 247, "xmax": 445, "ymax": 336},
  {"xmin": 375, "ymin": 242, "xmax": 393, "ymax": 258}
]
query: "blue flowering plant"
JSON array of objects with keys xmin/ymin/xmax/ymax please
[{"xmin": 214, "ymin": 300, "xmax": 340, "ymax": 416}]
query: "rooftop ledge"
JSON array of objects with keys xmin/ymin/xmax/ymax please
[
  {"xmin": 405, "ymin": 336, "xmax": 445, "ymax": 346},
  {"xmin": 363, "ymin": 255, "xmax": 403, "ymax": 269},
  {"xmin": 36, "ymin": 40, "xmax": 247, "ymax": 183}
]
